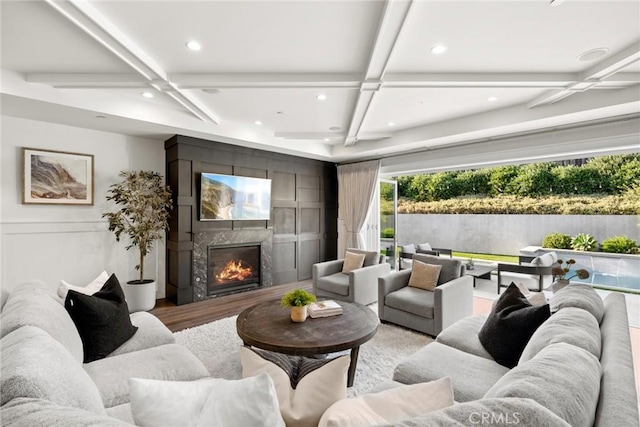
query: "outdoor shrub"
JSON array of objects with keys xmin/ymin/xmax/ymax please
[
  {"xmin": 489, "ymin": 165, "xmax": 521, "ymax": 196},
  {"xmin": 510, "ymin": 163, "xmax": 557, "ymax": 196},
  {"xmin": 571, "ymin": 233, "xmax": 598, "ymax": 251},
  {"xmin": 456, "ymin": 169, "xmax": 491, "ymax": 196},
  {"xmin": 396, "ymin": 176, "xmax": 415, "ymax": 199},
  {"xmin": 601, "ymin": 236, "xmax": 638, "ymax": 254},
  {"xmin": 586, "ymin": 154, "xmax": 640, "ymax": 194},
  {"xmin": 427, "ymin": 172, "xmax": 462, "ymax": 200},
  {"xmin": 380, "ymin": 227, "xmax": 395, "ymax": 238},
  {"xmin": 553, "ymin": 166, "xmax": 605, "ymax": 195},
  {"xmin": 542, "ymin": 232, "xmax": 572, "ymax": 249}
]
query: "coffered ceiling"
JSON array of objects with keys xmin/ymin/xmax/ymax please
[{"xmin": 2, "ymin": 0, "xmax": 639, "ymax": 170}]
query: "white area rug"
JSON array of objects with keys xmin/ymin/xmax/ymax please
[{"xmin": 175, "ymin": 313, "xmax": 433, "ymax": 397}]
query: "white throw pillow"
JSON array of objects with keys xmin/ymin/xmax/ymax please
[
  {"xmin": 342, "ymin": 251, "xmax": 366, "ymax": 274},
  {"xmin": 239, "ymin": 346, "xmax": 350, "ymax": 427},
  {"xmin": 58, "ymin": 271, "xmax": 109, "ymax": 299},
  {"xmin": 129, "ymin": 374, "xmax": 285, "ymax": 427},
  {"xmin": 318, "ymin": 377, "xmax": 454, "ymax": 427}
]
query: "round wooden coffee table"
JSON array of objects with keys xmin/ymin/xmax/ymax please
[{"xmin": 236, "ymin": 299, "xmax": 378, "ymax": 387}]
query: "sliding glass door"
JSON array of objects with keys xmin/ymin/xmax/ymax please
[{"xmin": 380, "ymin": 179, "xmax": 398, "ymax": 269}]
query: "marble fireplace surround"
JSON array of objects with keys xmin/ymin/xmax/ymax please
[{"xmin": 192, "ymin": 229, "xmax": 273, "ymax": 301}]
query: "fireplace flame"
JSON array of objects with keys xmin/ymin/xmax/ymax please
[{"xmin": 216, "ymin": 260, "xmax": 254, "ymax": 283}]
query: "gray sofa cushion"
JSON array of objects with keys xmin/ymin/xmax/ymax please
[
  {"xmin": 435, "ymin": 315, "xmax": 493, "ymax": 360},
  {"xmin": 595, "ymin": 292, "xmax": 640, "ymax": 427},
  {"xmin": 1, "ymin": 281, "xmax": 84, "ymax": 363},
  {"xmin": 345, "ymin": 248, "xmax": 380, "ymax": 267},
  {"xmin": 0, "ymin": 398, "xmax": 130, "ymax": 427},
  {"xmin": 411, "ymin": 254, "xmax": 462, "ymax": 285},
  {"xmin": 315, "ymin": 273, "xmax": 349, "ymax": 296},
  {"xmin": 550, "ymin": 283, "xmax": 604, "ymax": 323},
  {"xmin": 108, "ymin": 311, "xmax": 175, "ymax": 357},
  {"xmin": 393, "ymin": 342, "xmax": 509, "ymax": 402},
  {"xmin": 485, "ymin": 342, "xmax": 601, "ymax": 427},
  {"xmin": 1, "ymin": 326, "xmax": 105, "ymax": 414},
  {"xmin": 385, "ymin": 286, "xmax": 434, "ymax": 319},
  {"xmin": 519, "ymin": 307, "xmax": 601, "ymax": 363},
  {"xmin": 85, "ymin": 343, "xmax": 210, "ymax": 408},
  {"xmin": 376, "ymin": 398, "xmax": 570, "ymax": 427}
]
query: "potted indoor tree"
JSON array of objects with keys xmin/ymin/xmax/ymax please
[
  {"xmin": 281, "ymin": 288, "xmax": 317, "ymax": 322},
  {"xmin": 103, "ymin": 170, "xmax": 172, "ymax": 312}
]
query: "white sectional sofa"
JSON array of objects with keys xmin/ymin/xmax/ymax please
[{"xmin": 0, "ymin": 280, "xmax": 210, "ymax": 426}]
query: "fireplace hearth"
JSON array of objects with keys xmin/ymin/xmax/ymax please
[{"xmin": 208, "ymin": 243, "xmax": 261, "ymax": 295}]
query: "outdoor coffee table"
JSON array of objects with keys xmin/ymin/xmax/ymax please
[
  {"xmin": 236, "ymin": 299, "xmax": 378, "ymax": 387},
  {"xmin": 465, "ymin": 264, "xmax": 497, "ymax": 287}
]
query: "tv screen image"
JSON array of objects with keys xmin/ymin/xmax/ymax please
[{"xmin": 200, "ymin": 173, "xmax": 271, "ymax": 221}]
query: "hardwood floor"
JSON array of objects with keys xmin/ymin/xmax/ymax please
[{"xmin": 151, "ymin": 280, "xmax": 312, "ymax": 332}]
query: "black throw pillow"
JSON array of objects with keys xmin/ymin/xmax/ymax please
[
  {"xmin": 65, "ymin": 274, "xmax": 138, "ymax": 363},
  {"xmin": 478, "ymin": 283, "xmax": 550, "ymax": 368}
]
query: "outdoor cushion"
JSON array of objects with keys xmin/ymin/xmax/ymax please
[
  {"xmin": 344, "ymin": 248, "xmax": 380, "ymax": 267},
  {"xmin": 411, "ymin": 254, "xmax": 462, "ymax": 285},
  {"xmin": 485, "ymin": 342, "xmax": 601, "ymax": 427},
  {"xmin": 519, "ymin": 307, "xmax": 601, "ymax": 363},
  {"xmin": 385, "ymin": 287, "xmax": 434, "ymax": 319},
  {"xmin": 393, "ymin": 342, "xmax": 510, "ymax": 402},
  {"xmin": 416, "ymin": 243, "xmax": 432, "ymax": 251},
  {"xmin": 531, "ymin": 253, "xmax": 556, "ymax": 267},
  {"xmin": 550, "ymin": 284, "xmax": 604, "ymax": 323},
  {"xmin": 400, "ymin": 244, "xmax": 416, "ymax": 254},
  {"xmin": 435, "ymin": 315, "xmax": 493, "ymax": 360},
  {"xmin": 315, "ymin": 273, "xmax": 349, "ymax": 296}
]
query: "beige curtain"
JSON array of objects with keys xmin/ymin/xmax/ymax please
[{"xmin": 337, "ymin": 160, "xmax": 381, "ymax": 253}]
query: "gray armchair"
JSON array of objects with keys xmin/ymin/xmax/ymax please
[
  {"xmin": 313, "ymin": 249, "xmax": 391, "ymax": 305},
  {"xmin": 378, "ymin": 254, "xmax": 473, "ymax": 336}
]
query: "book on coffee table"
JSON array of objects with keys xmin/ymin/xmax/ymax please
[{"xmin": 308, "ymin": 300, "xmax": 343, "ymax": 318}]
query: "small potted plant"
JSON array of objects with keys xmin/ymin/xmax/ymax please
[
  {"xmin": 466, "ymin": 257, "xmax": 474, "ymax": 270},
  {"xmin": 103, "ymin": 171, "xmax": 172, "ymax": 312},
  {"xmin": 551, "ymin": 259, "xmax": 590, "ymax": 292},
  {"xmin": 281, "ymin": 288, "xmax": 317, "ymax": 322}
]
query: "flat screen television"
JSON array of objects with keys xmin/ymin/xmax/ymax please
[{"xmin": 200, "ymin": 173, "xmax": 271, "ymax": 221}]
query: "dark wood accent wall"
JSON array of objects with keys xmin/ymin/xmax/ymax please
[{"xmin": 165, "ymin": 135, "xmax": 338, "ymax": 305}]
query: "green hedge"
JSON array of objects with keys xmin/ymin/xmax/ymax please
[
  {"xmin": 398, "ymin": 194, "xmax": 640, "ymax": 215},
  {"xmin": 396, "ymin": 154, "xmax": 640, "ymax": 201}
]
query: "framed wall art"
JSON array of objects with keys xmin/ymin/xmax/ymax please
[{"xmin": 22, "ymin": 147, "xmax": 94, "ymax": 205}]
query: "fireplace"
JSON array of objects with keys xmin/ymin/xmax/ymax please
[{"xmin": 208, "ymin": 243, "xmax": 261, "ymax": 295}]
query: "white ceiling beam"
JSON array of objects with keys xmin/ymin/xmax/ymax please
[
  {"xmin": 26, "ymin": 73, "xmax": 147, "ymax": 88},
  {"xmin": 526, "ymin": 42, "xmax": 640, "ymax": 108},
  {"xmin": 581, "ymin": 41, "xmax": 640, "ymax": 80},
  {"xmin": 384, "ymin": 72, "xmax": 576, "ymax": 88},
  {"xmin": 171, "ymin": 73, "xmax": 362, "ymax": 89},
  {"xmin": 43, "ymin": 0, "xmax": 220, "ymax": 124},
  {"xmin": 345, "ymin": 0, "xmax": 414, "ymax": 146}
]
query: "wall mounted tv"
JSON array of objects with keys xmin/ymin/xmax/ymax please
[{"xmin": 200, "ymin": 173, "xmax": 272, "ymax": 221}]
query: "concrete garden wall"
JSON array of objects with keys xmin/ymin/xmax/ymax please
[{"xmin": 393, "ymin": 214, "xmax": 640, "ymax": 256}]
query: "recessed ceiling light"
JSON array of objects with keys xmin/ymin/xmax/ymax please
[
  {"xmin": 487, "ymin": 96, "xmax": 498, "ymax": 102},
  {"xmin": 577, "ymin": 47, "xmax": 609, "ymax": 61},
  {"xmin": 316, "ymin": 94, "xmax": 327, "ymax": 101},
  {"xmin": 549, "ymin": 0, "xmax": 566, "ymax": 6},
  {"xmin": 142, "ymin": 91, "xmax": 154, "ymax": 98},
  {"xmin": 95, "ymin": 115, "xmax": 106, "ymax": 119},
  {"xmin": 254, "ymin": 120, "xmax": 263, "ymax": 126},
  {"xmin": 387, "ymin": 122, "xmax": 395, "ymax": 126},
  {"xmin": 324, "ymin": 138, "xmax": 330, "ymax": 142},
  {"xmin": 329, "ymin": 126, "xmax": 342, "ymax": 131},
  {"xmin": 186, "ymin": 40, "xmax": 202, "ymax": 51},
  {"xmin": 202, "ymin": 88, "xmax": 220, "ymax": 94},
  {"xmin": 431, "ymin": 45, "xmax": 447, "ymax": 55}
]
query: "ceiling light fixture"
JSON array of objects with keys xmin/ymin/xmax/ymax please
[
  {"xmin": 431, "ymin": 45, "xmax": 447, "ymax": 55},
  {"xmin": 577, "ymin": 47, "xmax": 609, "ymax": 61},
  {"xmin": 388, "ymin": 122, "xmax": 395, "ymax": 126},
  {"xmin": 186, "ymin": 40, "xmax": 202, "ymax": 51},
  {"xmin": 549, "ymin": 0, "xmax": 566, "ymax": 6},
  {"xmin": 254, "ymin": 120, "xmax": 263, "ymax": 126},
  {"xmin": 316, "ymin": 94, "xmax": 327, "ymax": 101},
  {"xmin": 324, "ymin": 138, "xmax": 330, "ymax": 142},
  {"xmin": 142, "ymin": 91, "xmax": 154, "ymax": 98},
  {"xmin": 487, "ymin": 96, "xmax": 498, "ymax": 102}
]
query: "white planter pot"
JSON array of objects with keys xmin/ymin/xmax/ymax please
[{"xmin": 123, "ymin": 280, "xmax": 157, "ymax": 313}]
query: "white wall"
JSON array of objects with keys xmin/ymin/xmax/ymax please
[{"xmin": 0, "ymin": 116, "xmax": 167, "ymax": 297}]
